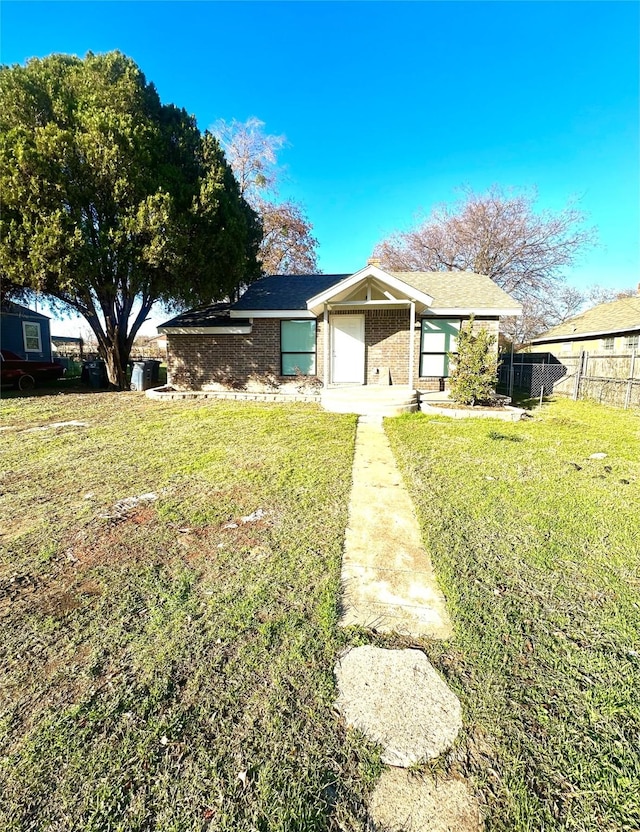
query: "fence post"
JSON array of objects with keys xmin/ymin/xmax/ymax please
[
  {"xmin": 573, "ymin": 351, "xmax": 585, "ymax": 400},
  {"xmin": 624, "ymin": 350, "xmax": 637, "ymax": 410},
  {"xmin": 509, "ymin": 343, "xmax": 514, "ymax": 398}
]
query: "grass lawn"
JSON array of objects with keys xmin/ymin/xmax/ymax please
[
  {"xmin": 385, "ymin": 398, "xmax": 640, "ymax": 832},
  {"xmin": 0, "ymin": 392, "xmax": 377, "ymax": 831}
]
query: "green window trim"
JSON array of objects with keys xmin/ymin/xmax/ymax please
[
  {"xmin": 280, "ymin": 320, "xmax": 317, "ymax": 376},
  {"xmin": 419, "ymin": 318, "xmax": 461, "ymax": 378}
]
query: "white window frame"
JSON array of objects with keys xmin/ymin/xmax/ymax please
[
  {"xmin": 625, "ymin": 334, "xmax": 639, "ymax": 350},
  {"xmin": 602, "ymin": 336, "xmax": 615, "ymax": 351},
  {"xmin": 22, "ymin": 321, "xmax": 42, "ymax": 353}
]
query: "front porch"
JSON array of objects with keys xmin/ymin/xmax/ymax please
[
  {"xmin": 308, "ymin": 267, "xmax": 435, "ymax": 389},
  {"xmin": 320, "ymin": 384, "xmax": 419, "ymax": 416}
]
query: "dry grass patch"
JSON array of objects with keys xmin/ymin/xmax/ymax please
[{"xmin": 0, "ymin": 392, "xmax": 378, "ymax": 832}]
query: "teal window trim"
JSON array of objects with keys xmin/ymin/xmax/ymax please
[
  {"xmin": 280, "ymin": 320, "xmax": 317, "ymax": 376},
  {"xmin": 419, "ymin": 318, "xmax": 461, "ymax": 378}
]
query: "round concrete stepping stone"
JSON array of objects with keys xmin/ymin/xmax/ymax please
[
  {"xmin": 334, "ymin": 646, "xmax": 462, "ymax": 766},
  {"xmin": 367, "ymin": 768, "xmax": 482, "ymax": 832}
]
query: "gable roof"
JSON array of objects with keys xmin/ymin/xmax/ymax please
[
  {"xmin": 531, "ymin": 295, "xmax": 640, "ymax": 343},
  {"xmin": 305, "ymin": 265, "xmax": 434, "ymax": 314},
  {"xmin": 159, "ymin": 268, "xmax": 522, "ymax": 330},
  {"xmin": 231, "ymin": 269, "xmax": 521, "ymax": 316}
]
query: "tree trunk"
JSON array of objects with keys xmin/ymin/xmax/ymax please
[{"xmin": 102, "ymin": 347, "xmax": 127, "ymax": 390}]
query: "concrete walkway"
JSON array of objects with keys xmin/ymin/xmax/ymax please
[{"xmin": 340, "ymin": 415, "xmax": 452, "ymax": 639}]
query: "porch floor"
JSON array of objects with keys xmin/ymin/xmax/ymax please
[{"xmin": 320, "ymin": 385, "xmax": 419, "ymax": 417}]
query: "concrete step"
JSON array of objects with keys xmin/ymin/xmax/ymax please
[{"xmin": 320, "ymin": 388, "xmax": 419, "ymax": 417}]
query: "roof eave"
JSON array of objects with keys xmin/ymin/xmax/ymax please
[
  {"xmin": 427, "ymin": 306, "xmax": 522, "ymax": 317},
  {"xmin": 158, "ymin": 324, "xmax": 253, "ymax": 335},
  {"xmin": 229, "ymin": 309, "xmax": 315, "ymax": 319},
  {"xmin": 531, "ymin": 323, "xmax": 640, "ymax": 343}
]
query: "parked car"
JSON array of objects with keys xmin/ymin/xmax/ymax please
[{"xmin": 0, "ymin": 349, "xmax": 66, "ymax": 390}]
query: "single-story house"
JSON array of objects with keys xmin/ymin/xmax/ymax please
[
  {"xmin": 159, "ymin": 261, "xmax": 522, "ymax": 392},
  {"xmin": 1, "ymin": 300, "xmax": 53, "ymax": 362},
  {"xmin": 529, "ymin": 293, "xmax": 640, "ymax": 357}
]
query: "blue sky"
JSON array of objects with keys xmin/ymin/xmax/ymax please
[{"xmin": 2, "ymin": 1, "xmax": 638, "ymax": 335}]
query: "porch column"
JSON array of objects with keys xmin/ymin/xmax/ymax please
[
  {"xmin": 323, "ymin": 303, "xmax": 329, "ymax": 388},
  {"xmin": 408, "ymin": 300, "xmax": 416, "ymax": 389}
]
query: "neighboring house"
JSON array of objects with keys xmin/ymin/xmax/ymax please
[
  {"xmin": 159, "ymin": 261, "xmax": 522, "ymax": 391},
  {"xmin": 0, "ymin": 300, "xmax": 53, "ymax": 362},
  {"xmin": 529, "ymin": 294, "xmax": 640, "ymax": 356}
]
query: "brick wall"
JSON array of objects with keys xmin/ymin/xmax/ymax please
[
  {"xmin": 166, "ymin": 313, "xmax": 501, "ymax": 391},
  {"xmin": 167, "ymin": 319, "xmax": 282, "ymax": 390}
]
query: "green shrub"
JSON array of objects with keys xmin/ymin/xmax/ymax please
[{"xmin": 448, "ymin": 316, "xmax": 498, "ymax": 405}]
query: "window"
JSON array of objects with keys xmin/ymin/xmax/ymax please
[
  {"xmin": 22, "ymin": 321, "xmax": 42, "ymax": 352},
  {"xmin": 420, "ymin": 319, "xmax": 460, "ymax": 377},
  {"xmin": 281, "ymin": 320, "xmax": 316, "ymax": 376},
  {"xmin": 625, "ymin": 334, "xmax": 639, "ymax": 350},
  {"xmin": 602, "ymin": 337, "xmax": 615, "ymax": 351}
]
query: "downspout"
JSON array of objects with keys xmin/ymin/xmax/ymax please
[
  {"xmin": 323, "ymin": 304, "xmax": 329, "ymax": 388},
  {"xmin": 408, "ymin": 300, "xmax": 416, "ymax": 389}
]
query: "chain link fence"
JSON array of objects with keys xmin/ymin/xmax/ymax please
[{"xmin": 499, "ymin": 351, "xmax": 639, "ymax": 409}]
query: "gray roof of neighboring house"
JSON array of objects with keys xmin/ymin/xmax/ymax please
[
  {"xmin": 389, "ymin": 271, "xmax": 522, "ymax": 311},
  {"xmin": 531, "ymin": 295, "xmax": 640, "ymax": 343},
  {"xmin": 232, "ymin": 274, "xmax": 350, "ymax": 310},
  {"xmin": 159, "ymin": 303, "xmax": 251, "ymax": 329}
]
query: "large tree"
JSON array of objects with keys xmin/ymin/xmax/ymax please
[
  {"xmin": 213, "ymin": 117, "xmax": 318, "ymax": 274},
  {"xmin": 374, "ymin": 186, "xmax": 596, "ymax": 344},
  {"xmin": 0, "ymin": 51, "xmax": 261, "ymax": 387}
]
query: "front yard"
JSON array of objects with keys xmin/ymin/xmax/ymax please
[
  {"xmin": 0, "ymin": 394, "xmax": 374, "ymax": 831},
  {"xmin": 386, "ymin": 398, "xmax": 640, "ymax": 831},
  {"xmin": 1, "ymin": 391, "xmax": 638, "ymax": 831}
]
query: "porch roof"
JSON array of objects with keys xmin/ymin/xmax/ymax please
[{"xmin": 306, "ymin": 265, "xmax": 434, "ymax": 315}]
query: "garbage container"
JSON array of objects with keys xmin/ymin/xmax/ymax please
[
  {"xmin": 83, "ymin": 360, "xmax": 108, "ymax": 389},
  {"xmin": 130, "ymin": 360, "xmax": 154, "ymax": 391},
  {"xmin": 147, "ymin": 360, "xmax": 161, "ymax": 384}
]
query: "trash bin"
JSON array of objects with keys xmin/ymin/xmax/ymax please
[
  {"xmin": 130, "ymin": 360, "xmax": 154, "ymax": 391},
  {"xmin": 83, "ymin": 360, "xmax": 108, "ymax": 389},
  {"xmin": 147, "ymin": 360, "xmax": 161, "ymax": 383}
]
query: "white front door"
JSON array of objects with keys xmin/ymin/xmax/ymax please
[{"xmin": 331, "ymin": 315, "xmax": 365, "ymax": 383}]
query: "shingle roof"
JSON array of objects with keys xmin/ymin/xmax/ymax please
[
  {"xmin": 159, "ymin": 270, "xmax": 522, "ymax": 327},
  {"xmin": 389, "ymin": 271, "xmax": 522, "ymax": 311},
  {"xmin": 159, "ymin": 303, "xmax": 251, "ymax": 329},
  {"xmin": 233, "ymin": 271, "xmax": 521, "ymax": 312},
  {"xmin": 232, "ymin": 275, "xmax": 350, "ymax": 310},
  {"xmin": 531, "ymin": 295, "xmax": 640, "ymax": 342}
]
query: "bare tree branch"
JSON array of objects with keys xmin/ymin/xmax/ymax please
[{"xmin": 374, "ymin": 185, "xmax": 597, "ymax": 343}]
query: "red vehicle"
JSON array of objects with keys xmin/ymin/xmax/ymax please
[{"xmin": 0, "ymin": 350, "xmax": 66, "ymax": 390}]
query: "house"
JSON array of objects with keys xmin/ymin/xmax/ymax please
[
  {"xmin": 1, "ymin": 300, "xmax": 53, "ymax": 362},
  {"xmin": 159, "ymin": 261, "xmax": 522, "ymax": 392},
  {"xmin": 529, "ymin": 293, "xmax": 640, "ymax": 356}
]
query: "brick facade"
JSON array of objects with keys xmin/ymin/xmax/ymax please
[{"xmin": 166, "ymin": 312, "xmax": 500, "ymax": 391}]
